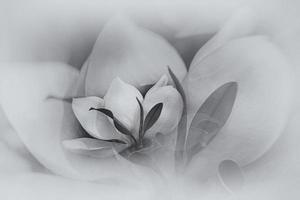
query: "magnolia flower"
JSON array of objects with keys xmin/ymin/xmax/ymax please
[
  {"xmin": 0, "ymin": 15, "xmax": 187, "ymax": 181},
  {"xmin": 0, "ymin": 2, "xmax": 298, "ymax": 200},
  {"xmin": 64, "ymin": 75, "xmax": 183, "ymax": 159}
]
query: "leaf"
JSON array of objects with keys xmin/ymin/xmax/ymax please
[
  {"xmin": 136, "ymin": 97, "xmax": 144, "ymax": 141},
  {"xmin": 168, "ymin": 66, "xmax": 187, "ymax": 172},
  {"xmin": 90, "ymin": 107, "xmax": 113, "ymax": 118},
  {"xmin": 185, "ymin": 82, "xmax": 238, "ymax": 164},
  {"xmin": 101, "ymin": 139, "xmax": 127, "ymax": 144},
  {"xmin": 113, "ymin": 119, "xmax": 133, "ymax": 136},
  {"xmin": 144, "ymin": 103, "xmax": 163, "ymax": 133},
  {"xmin": 218, "ymin": 160, "xmax": 244, "ymax": 193},
  {"xmin": 167, "ymin": 66, "xmax": 186, "ymax": 104},
  {"xmin": 89, "ymin": 107, "xmax": 131, "ymax": 136}
]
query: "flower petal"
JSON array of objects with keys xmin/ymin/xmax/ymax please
[
  {"xmin": 72, "ymin": 96, "xmax": 125, "ymax": 141},
  {"xmin": 74, "ymin": 57, "xmax": 90, "ymax": 96},
  {"xmin": 189, "ymin": 8, "xmax": 258, "ymax": 68},
  {"xmin": 104, "ymin": 78, "xmax": 143, "ymax": 135},
  {"xmin": 184, "ymin": 36, "xmax": 294, "ymax": 179},
  {"xmin": 82, "ymin": 15, "xmax": 187, "ymax": 97},
  {"xmin": 62, "ymin": 138, "xmax": 128, "ymax": 158},
  {"xmin": 143, "ymin": 78, "xmax": 183, "ymax": 136},
  {"xmin": 0, "ymin": 62, "xmax": 134, "ymax": 180}
]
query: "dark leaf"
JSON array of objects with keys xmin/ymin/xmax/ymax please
[
  {"xmin": 113, "ymin": 118, "xmax": 132, "ymax": 136},
  {"xmin": 99, "ymin": 139, "xmax": 127, "ymax": 144},
  {"xmin": 136, "ymin": 97, "xmax": 144, "ymax": 141},
  {"xmin": 168, "ymin": 66, "xmax": 187, "ymax": 172},
  {"xmin": 218, "ymin": 160, "xmax": 244, "ymax": 193},
  {"xmin": 89, "ymin": 107, "xmax": 113, "ymax": 119},
  {"xmin": 144, "ymin": 103, "xmax": 163, "ymax": 133},
  {"xmin": 185, "ymin": 82, "xmax": 238, "ymax": 165}
]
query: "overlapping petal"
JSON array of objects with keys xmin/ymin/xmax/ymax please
[
  {"xmin": 81, "ymin": 15, "xmax": 187, "ymax": 97},
  {"xmin": 143, "ymin": 75, "xmax": 183, "ymax": 136},
  {"xmin": 0, "ymin": 62, "xmax": 134, "ymax": 181},
  {"xmin": 104, "ymin": 77, "xmax": 143, "ymax": 134},
  {"xmin": 72, "ymin": 96, "xmax": 124, "ymax": 141},
  {"xmin": 184, "ymin": 12, "xmax": 294, "ymax": 179}
]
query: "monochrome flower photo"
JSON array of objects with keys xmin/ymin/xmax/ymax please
[{"xmin": 0, "ymin": 0, "xmax": 299, "ymax": 199}]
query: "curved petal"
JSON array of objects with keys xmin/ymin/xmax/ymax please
[
  {"xmin": 72, "ymin": 96, "xmax": 125, "ymax": 141},
  {"xmin": 0, "ymin": 62, "xmax": 134, "ymax": 181},
  {"xmin": 189, "ymin": 8, "xmax": 258, "ymax": 69},
  {"xmin": 62, "ymin": 138, "xmax": 128, "ymax": 158},
  {"xmin": 104, "ymin": 77, "xmax": 143, "ymax": 135},
  {"xmin": 184, "ymin": 36, "xmax": 294, "ymax": 179},
  {"xmin": 82, "ymin": 15, "xmax": 187, "ymax": 97},
  {"xmin": 143, "ymin": 78, "xmax": 183, "ymax": 136}
]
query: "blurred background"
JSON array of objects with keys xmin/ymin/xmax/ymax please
[{"xmin": 0, "ymin": 0, "xmax": 300, "ymax": 199}]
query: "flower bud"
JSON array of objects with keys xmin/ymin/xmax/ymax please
[
  {"xmin": 104, "ymin": 77, "xmax": 143, "ymax": 133},
  {"xmin": 143, "ymin": 75, "xmax": 183, "ymax": 136}
]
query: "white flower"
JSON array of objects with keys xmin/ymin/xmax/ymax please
[
  {"xmin": 0, "ymin": 3, "xmax": 297, "ymax": 199},
  {"xmin": 183, "ymin": 10, "xmax": 294, "ymax": 181},
  {"xmin": 143, "ymin": 75, "xmax": 183, "ymax": 136},
  {"xmin": 80, "ymin": 15, "xmax": 186, "ymax": 97},
  {"xmin": 0, "ymin": 16, "xmax": 186, "ymax": 180},
  {"xmin": 65, "ymin": 75, "xmax": 183, "ymax": 157}
]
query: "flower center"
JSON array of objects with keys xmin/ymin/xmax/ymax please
[{"xmin": 89, "ymin": 97, "xmax": 163, "ymax": 151}]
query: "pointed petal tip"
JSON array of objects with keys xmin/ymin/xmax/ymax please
[
  {"xmin": 62, "ymin": 139, "xmax": 84, "ymax": 150},
  {"xmin": 157, "ymin": 74, "xmax": 169, "ymax": 86},
  {"xmin": 111, "ymin": 76, "xmax": 124, "ymax": 84},
  {"xmin": 218, "ymin": 81, "xmax": 238, "ymax": 95},
  {"xmin": 226, "ymin": 81, "xmax": 238, "ymax": 88},
  {"xmin": 225, "ymin": 81, "xmax": 238, "ymax": 96}
]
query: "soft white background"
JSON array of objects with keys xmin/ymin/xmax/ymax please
[{"xmin": 1, "ymin": 0, "xmax": 300, "ymax": 199}]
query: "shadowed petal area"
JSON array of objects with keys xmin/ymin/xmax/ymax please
[
  {"xmin": 83, "ymin": 15, "xmax": 187, "ymax": 97},
  {"xmin": 63, "ymin": 138, "xmax": 128, "ymax": 158},
  {"xmin": 0, "ymin": 62, "xmax": 136, "ymax": 181},
  {"xmin": 104, "ymin": 77, "xmax": 143, "ymax": 134},
  {"xmin": 72, "ymin": 96, "xmax": 125, "ymax": 141},
  {"xmin": 218, "ymin": 160, "xmax": 244, "ymax": 193}
]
